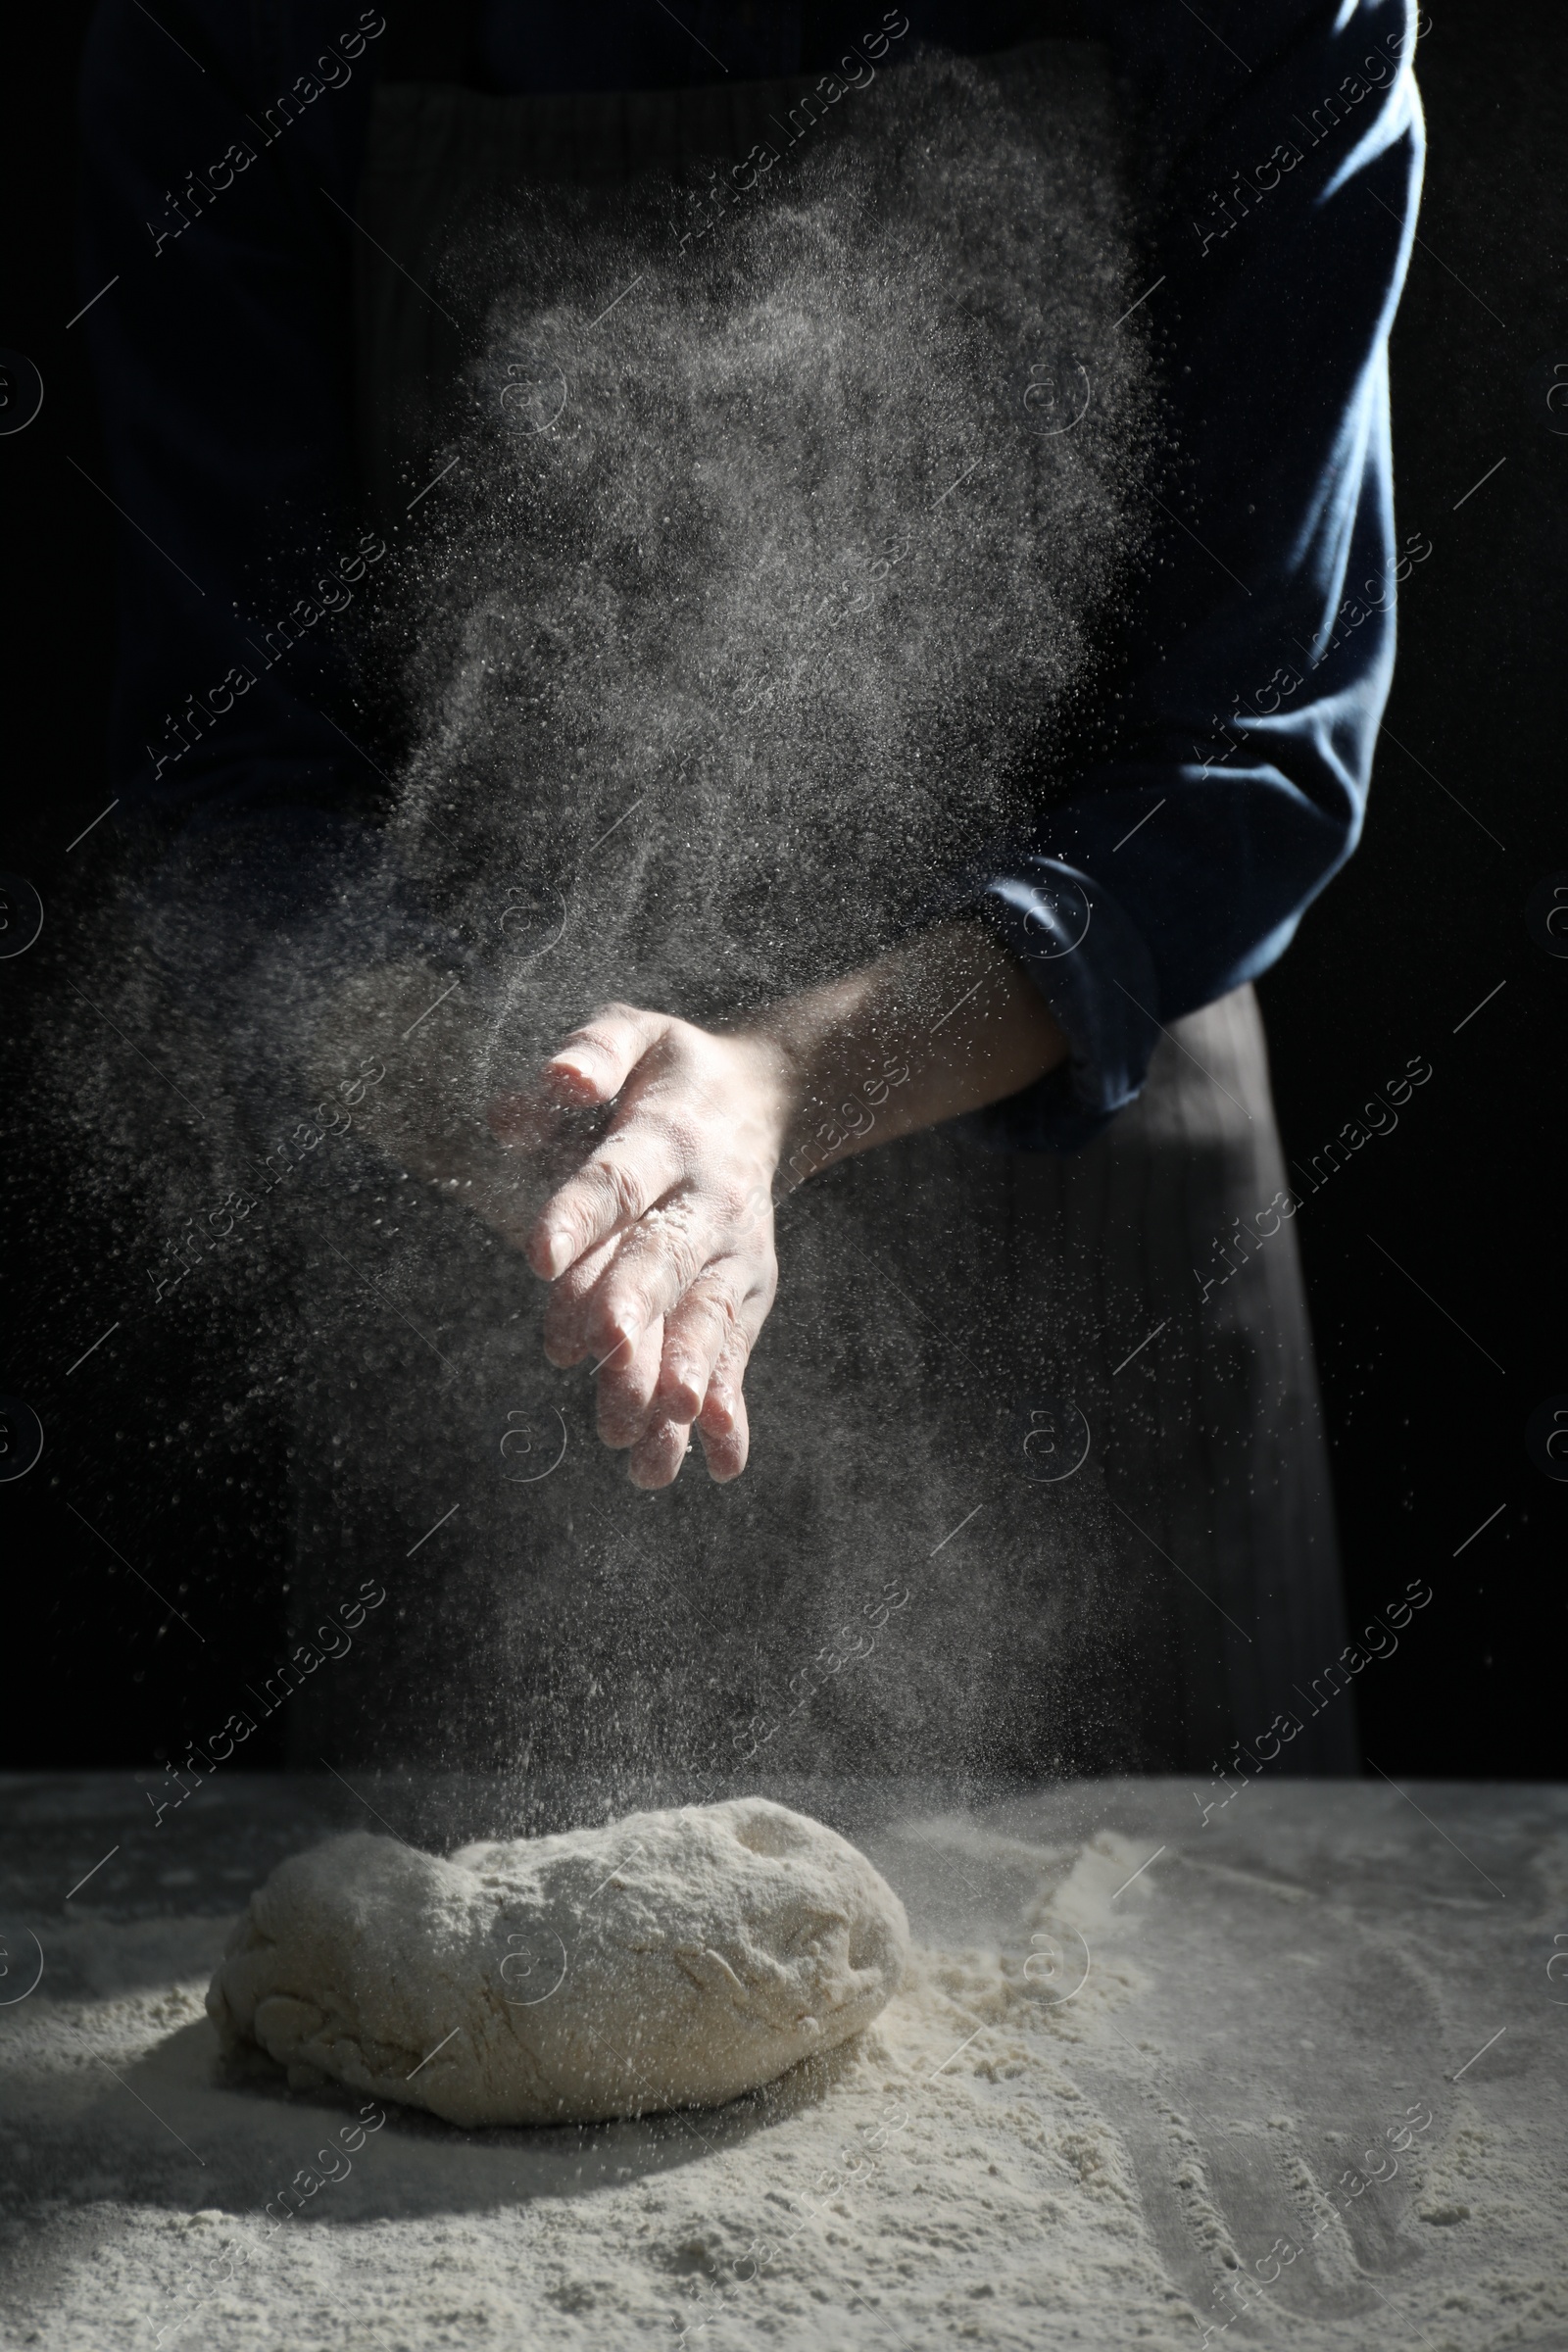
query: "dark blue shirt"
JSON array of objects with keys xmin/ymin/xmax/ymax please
[{"xmin": 77, "ymin": 0, "xmax": 1425, "ymax": 1147}]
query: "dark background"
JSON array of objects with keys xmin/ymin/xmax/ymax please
[{"xmin": 3, "ymin": 4, "xmax": 1563, "ymax": 1775}]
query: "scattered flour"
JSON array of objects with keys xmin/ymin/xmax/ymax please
[{"xmin": 5, "ymin": 1800, "xmax": 1560, "ymax": 2352}]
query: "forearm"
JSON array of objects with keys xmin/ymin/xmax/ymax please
[{"xmin": 737, "ymin": 919, "xmax": 1068, "ymax": 1189}]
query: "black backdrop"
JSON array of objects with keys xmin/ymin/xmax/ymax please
[{"xmin": 2, "ymin": 4, "xmax": 1563, "ymax": 1776}]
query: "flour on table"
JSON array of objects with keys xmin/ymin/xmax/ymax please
[{"xmin": 206, "ymin": 1797, "xmax": 907, "ymax": 2128}]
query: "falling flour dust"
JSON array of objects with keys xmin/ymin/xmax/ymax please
[{"xmin": 31, "ymin": 40, "xmax": 1169, "ymax": 1788}]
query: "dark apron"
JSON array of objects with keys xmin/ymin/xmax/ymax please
[{"xmin": 280, "ymin": 31, "xmax": 1353, "ymax": 1804}]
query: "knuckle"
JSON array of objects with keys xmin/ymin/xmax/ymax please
[
  {"xmin": 693, "ymin": 1279, "xmax": 744, "ymax": 1342},
  {"xmin": 640, "ymin": 1201, "xmax": 706, "ymax": 1288},
  {"xmin": 601, "ymin": 1272, "xmax": 657, "ymax": 1333},
  {"xmin": 669, "ymin": 1226, "xmax": 710, "ymax": 1295},
  {"xmin": 563, "ymin": 1006, "xmax": 631, "ymax": 1056},
  {"xmin": 661, "ymin": 1114, "xmax": 704, "ymax": 1169},
  {"xmin": 714, "ymin": 1182, "xmax": 751, "ymax": 1228},
  {"xmin": 591, "ymin": 1153, "xmax": 645, "ymax": 1226}
]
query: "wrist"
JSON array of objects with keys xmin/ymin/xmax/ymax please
[
  {"xmin": 721, "ymin": 1019, "xmax": 812, "ymax": 1178},
  {"xmin": 734, "ymin": 1004, "xmax": 908, "ymax": 1192},
  {"xmin": 726, "ymin": 1003, "xmax": 844, "ymax": 1190}
]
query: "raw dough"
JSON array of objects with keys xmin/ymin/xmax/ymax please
[{"xmin": 206, "ymin": 1797, "xmax": 908, "ymax": 2128}]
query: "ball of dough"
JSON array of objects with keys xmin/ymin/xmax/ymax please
[{"xmin": 206, "ymin": 1797, "xmax": 908, "ymax": 2128}]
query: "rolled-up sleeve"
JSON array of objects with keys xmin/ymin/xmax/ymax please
[{"xmin": 964, "ymin": 0, "xmax": 1426, "ymax": 1151}]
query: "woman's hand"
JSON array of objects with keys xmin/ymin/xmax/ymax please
[
  {"xmin": 489, "ymin": 1005, "xmax": 797, "ymax": 1488},
  {"xmin": 491, "ymin": 923, "xmax": 1066, "ymax": 1489}
]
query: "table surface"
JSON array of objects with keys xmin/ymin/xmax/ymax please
[{"xmin": 2, "ymin": 1772, "xmax": 1564, "ymax": 2351}]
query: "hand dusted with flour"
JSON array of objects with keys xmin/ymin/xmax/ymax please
[{"xmin": 207, "ymin": 1799, "xmax": 908, "ymax": 2127}]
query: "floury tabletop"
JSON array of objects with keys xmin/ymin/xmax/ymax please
[{"xmin": 0, "ymin": 1772, "xmax": 1551, "ymax": 2350}]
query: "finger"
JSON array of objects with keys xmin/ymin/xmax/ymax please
[
  {"xmin": 695, "ymin": 1344, "xmax": 752, "ymax": 1483},
  {"xmin": 542, "ymin": 1168, "xmax": 770, "ymax": 1361},
  {"xmin": 654, "ymin": 1265, "xmax": 767, "ymax": 1425},
  {"xmin": 541, "ymin": 1004, "xmax": 669, "ymax": 1108},
  {"xmin": 541, "ymin": 1232, "xmax": 622, "ymax": 1365},
  {"xmin": 596, "ymin": 1315, "xmax": 663, "ymax": 1449},
  {"xmin": 627, "ymin": 1414, "xmax": 693, "ymax": 1491},
  {"xmin": 587, "ymin": 1176, "xmax": 772, "ymax": 1357},
  {"xmin": 584, "ymin": 1196, "xmax": 720, "ymax": 1363},
  {"xmin": 527, "ymin": 1126, "xmax": 688, "ymax": 1284}
]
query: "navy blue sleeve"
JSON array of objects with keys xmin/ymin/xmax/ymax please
[{"xmin": 962, "ymin": 0, "xmax": 1426, "ymax": 1151}]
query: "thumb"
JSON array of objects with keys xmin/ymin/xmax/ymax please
[{"xmin": 540, "ymin": 1003, "xmax": 670, "ymax": 1106}]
